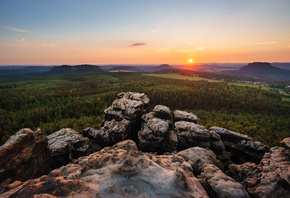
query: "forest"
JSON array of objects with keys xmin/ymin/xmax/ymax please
[{"xmin": 0, "ymin": 72, "xmax": 289, "ymax": 146}]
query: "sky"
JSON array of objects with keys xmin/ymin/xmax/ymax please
[{"xmin": 0, "ymin": 0, "xmax": 290, "ymax": 65}]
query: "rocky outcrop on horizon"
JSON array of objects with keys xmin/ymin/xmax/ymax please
[{"xmin": 0, "ymin": 92, "xmax": 289, "ymax": 198}]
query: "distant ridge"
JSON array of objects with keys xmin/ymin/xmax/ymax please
[
  {"xmin": 51, "ymin": 64, "xmax": 105, "ymax": 74},
  {"xmin": 109, "ymin": 66, "xmax": 141, "ymax": 72},
  {"xmin": 139, "ymin": 64, "xmax": 173, "ymax": 72}
]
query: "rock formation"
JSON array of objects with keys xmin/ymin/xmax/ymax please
[
  {"xmin": 85, "ymin": 92, "xmax": 150, "ymax": 147},
  {"xmin": 47, "ymin": 128, "xmax": 93, "ymax": 168},
  {"xmin": 229, "ymin": 144, "xmax": 290, "ymax": 198},
  {"xmin": 1, "ymin": 92, "xmax": 289, "ymax": 198},
  {"xmin": 175, "ymin": 121, "xmax": 211, "ymax": 149},
  {"xmin": 0, "ymin": 128, "xmax": 51, "ymax": 191},
  {"xmin": 173, "ymin": 109, "xmax": 198, "ymax": 123},
  {"xmin": 210, "ymin": 127, "xmax": 269, "ymax": 164},
  {"xmin": 1, "ymin": 140, "xmax": 209, "ymax": 198}
]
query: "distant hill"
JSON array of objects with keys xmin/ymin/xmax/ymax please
[
  {"xmin": 109, "ymin": 66, "xmax": 141, "ymax": 72},
  {"xmin": 239, "ymin": 62, "xmax": 286, "ymax": 75},
  {"xmin": 51, "ymin": 65, "xmax": 105, "ymax": 74},
  {"xmin": 232, "ymin": 62, "xmax": 290, "ymax": 79},
  {"xmin": 0, "ymin": 66, "xmax": 52, "ymax": 76},
  {"xmin": 139, "ymin": 64, "xmax": 173, "ymax": 72}
]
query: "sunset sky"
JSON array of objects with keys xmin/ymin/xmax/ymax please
[{"xmin": 0, "ymin": 0, "xmax": 290, "ymax": 65}]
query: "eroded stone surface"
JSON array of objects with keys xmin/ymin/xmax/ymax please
[
  {"xmin": 173, "ymin": 110, "xmax": 198, "ymax": 123},
  {"xmin": 1, "ymin": 140, "xmax": 209, "ymax": 198},
  {"xmin": 0, "ymin": 128, "xmax": 51, "ymax": 191},
  {"xmin": 200, "ymin": 166, "xmax": 250, "ymax": 198},
  {"xmin": 153, "ymin": 105, "xmax": 171, "ymax": 120},
  {"xmin": 178, "ymin": 146, "xmax": 223, "ymax": 175},
  {"xmin": 229, "ymin": 146, "xmax": 290, "ymax": 198},
  {"xmin": 175, "ymin": 121, "xmax": 211, "ymax": 149},
  {"xmin": 47, "ymin": 128, "xmax": 93, "ymax": 168},
  {"xmin": 138, "ymin": 117, "xmax": 169, "ymax": 152},
  {"xmin": 104, "ymin": 92, "xmax": 149, "ymax": 122}
]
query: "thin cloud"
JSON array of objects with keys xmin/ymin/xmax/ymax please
[
  {"xmin": 177, "ymin": 46, "xmax": 208, "ymax": 53},
  {"xmin": 195, "ymin": 46, "xmax": 208, "ymax": 51},
  {"xmin": 153, "ymin": 48, "xmax": 171, "ymax": 53},
  {"xmin": 1, "ymin": 25, "xmax": 30, "ymax": 33},
  {"xmin": 256, "ymin": 41, "xmax": 277, "ymax": 45},
  {"xmin": 150, "ymin": 28, "xmax": 160, "ymax": 34},
  {"xmin": 186, "ymin": 42, "xmax": 193, "ymax": 45},
  {"xmin": 11, "ymin": 38, "xmax": 56, "ymax": 49},
  {"xmin": 287, "ymin": 45, "xmax": 290, "ymax": 48},
  {"xmin": 131, "ymin": 43, "xmax": 146, "ymax": 47}
]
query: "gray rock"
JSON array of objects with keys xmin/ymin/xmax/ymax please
[
  {"xmin": 173, "ymin": 110, "xmax": 198, "ymax": 123},
  {"xmin": 153, "ymin": 105, "xmax": 171, "ymax": 120},
  {"xmin": 99, "ymin": 119, "xmax": 131, "ymax": 147},
  {"xmin": 255, "ymin": 147, "xmax": 290, "ymax": 197},
  {"xmin": 104, "ymin": 92, "xmax": 149, "ymax": 122},
  {"xmin": 210, "ymin": 127, "xmax": 269, "ymax": 164},
  {"xmin": 138, "ymin": 117, "xmax": 169, "ymax": 152},
  {"xmin": 83, "ymin": 127, "xmax": 101, "ymax": 140},
  {"xmin": 175, "ymin": 121, "xmax": 211, "ymax": 149},
  {"xmin": 178, "ymin": 146, "xmax": 249, "ymax": 198},
  {"xmin": 178, "ymin": 146, "xmax": 223, "ymax": 175},
  {"xmin": 281, "ymin": 137, "xmax": 290, "ymax": 150},
  {"xmin": 200, "ymin": 165, "xmax": 250, "ymax": 198},
  {"xmin": 229, "ymin": 146, "xmax": 290, "ymax": 198},
  {"xmin": 1, "ymin": 140, "xmax": 209, "ymax": 198},
  {"xmin": 209, "ymin": 130, "xmax": 231, "ymax": 167},
  {"xmin": 0, "ymin": 128, "xmax": 51, "ymax": 191},
  {"xmin": 47, "ymin": 128, "xmax": 93, "ymax": 168}
]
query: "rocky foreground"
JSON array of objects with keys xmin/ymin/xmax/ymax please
[{"xmin": 0, "ymin": 92, "xmax": 289, "ymax": 198}]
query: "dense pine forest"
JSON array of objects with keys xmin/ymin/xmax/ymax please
[{"xmin": 0, "ymin": 72, "xmax": 289, "ymax": 146}]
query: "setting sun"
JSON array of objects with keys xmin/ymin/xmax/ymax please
[{"xmin": 188, "ymin": 59, "xmax": 193, "ymax": 63}]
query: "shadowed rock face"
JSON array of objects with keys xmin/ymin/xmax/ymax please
[
  {"xmin": 0, "ymin": 128, "xmax": 51, "ymax": 191},
  {"xmin": 1, "ymin": 140, "xmax": 209, "ymax": 198},
  {"xmin": 210, "ymin": 127, "xmax": 269, "ymax": 164},
  {"xmin": 47, "ymin": 128, "xmax": 93, "ymax": 169},
  {"xmin": 229, "ymin": 144, "xmax": 290, "ymax": 198},
  {"xmin": 153, "ymin": 105, "xmax": 171, "ymax": 120}
]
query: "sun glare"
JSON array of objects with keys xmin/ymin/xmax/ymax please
[{"xmin": 188, "ymin": 59, "xmax": 193, "ymax": 63}]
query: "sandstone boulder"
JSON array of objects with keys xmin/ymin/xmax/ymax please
[
  {"xmin": 229, "ymin": 146, "xmax": 290, "ymax": 198},
  {"xmin": 1, "ymin": 140, "xmax": 209, "ymax": 198},
  {"xmin": 178, "ymin": 146, "xmax": 223, "ymax": 175},
  {"xmin": 104, "ymin": 92, "xmax": 149, "ymax": 123},
  {"xmin": 200, "ymin": 166, "xmax": 250, "ymax": 198},
  {"xmin": 138, "ymin": 117, "xmax": 169, "ymax": 152},
  {"xmin": 175, "ymin": 121, "xmax": 211, "ymax": 149},
  {"xmin": 153, "ymin": 105, "xmax": 171, "ymax": 120},
  {"xmin": 210, "ymin": 127, "xmax": 269, "ymax": 164},
  {"xmin": 0, "ymin": 128, "xmax": 51, "ymax": 191},
  {"xmin": 177, "ymin": 147, "xmax": 249, "ymax": 198},
  {"xmin": 47, "ymin": 128, "xmax": 93, "ymax": 168},
  {"xmin": 173, "ymin": 110, "xmax": 198, "ymax": 123}
]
